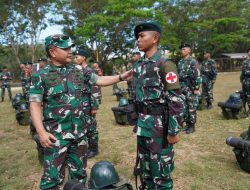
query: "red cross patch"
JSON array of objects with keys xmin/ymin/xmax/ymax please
[{"xmin": 166, "ymin": 72, "xmax": 177, "ymax": 83}]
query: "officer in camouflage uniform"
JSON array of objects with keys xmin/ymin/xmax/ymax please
[
  {"xmin": 201, "ymin": 50, "xmax": 217, "ymax": 109},
  {"xmin": 133, "ymin": 22, "xmax": 184, "ymax": 190},
  {"xmin": 74, "ymin": 48, "xmax": 99, "ymax": 159},
  {"xmin": 92, "ymin": 63, "xmax": 102, "ymax": 105},
  {"xmin": 177, "ymin": 43, "xmax": 202, "ymax": 134},
  {"xmin": 240, "ymin": 48, "xmax": 250, "ymax": 113},
  {"xmin": 0, "ymin": 66, "xmax": 12, "ymax": 101},
  {"xmin": 29, "ymin": 34, "xmax": 132, "ymax": 190}
]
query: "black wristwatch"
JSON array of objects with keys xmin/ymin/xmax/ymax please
[{"xmin": 119, "ymin": 75, "xmax": 124, "ymax": 81}]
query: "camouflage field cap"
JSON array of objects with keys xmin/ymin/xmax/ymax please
[
  {"xmin": 134, "ymin": 22, "xmax": 162, "ymax": 39},
  {"xmin": 45, "ymin": 34, "xmax": 75, "ymax": 49}
]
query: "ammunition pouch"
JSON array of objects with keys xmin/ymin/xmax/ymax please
[
  {"xmin": 136, "ymin": 103, "xmax": 165, "ymax": 115},
  {"xmin": 124, "ymin": 103, "xmax": 138, "ymax": 126}
]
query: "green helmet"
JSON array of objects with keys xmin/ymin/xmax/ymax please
[
  {"xmin": 89, "ymin": 161, "xmax": 120, "ymax": 189},
  {"xmin": 119, "ymin": 98, "xmax": 128, "ymax": 107}
]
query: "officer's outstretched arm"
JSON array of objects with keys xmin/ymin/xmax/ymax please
[
  {"xmin": 96, "ymin": 70, "xmax": 133, "ymax": 86},
  {"xmin": 30, "ymin": 102, "xmax": 57, "ymax": 148}
]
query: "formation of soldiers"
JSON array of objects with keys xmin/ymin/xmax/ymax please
[{"xmin": 1, "ymin": 20, "xmax": 249, "ymax": 190}]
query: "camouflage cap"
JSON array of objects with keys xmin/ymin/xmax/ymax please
[{"xmin": 45, "ymin": 34, "xmax": 75, "ymax": 49}]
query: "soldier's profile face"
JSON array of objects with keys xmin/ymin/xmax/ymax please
[
  {"xmin": 181, "ymin": 47, "xmax": 191, "ymax": 57},
  {"xmin": 74, "ymin": 55, "xmax": 85, "ymax": 65},
  {"xmin": 132, "ymin": 54, "xmax": 141, "ymax": 62},
  {"xmin": 136, "ymin": 31, "xmax": 156, "ymax": 51}
]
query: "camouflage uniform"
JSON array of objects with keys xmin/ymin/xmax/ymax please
[
  {"xmin": 178, "ymin": 56, "xmax": 202, "ymax": 128},
  {"xmin": 112, "ymin": 67, "xmax": 119, "ymax": 93},
  {"xmin": 21, "ymin": 65, "xmax": 32, "ymax": 101},
  {"xmin": 92, "ymin": 66, "xmax": 102, "ymax": 104},
  {"xmin": 127, "ymin": 64, "xmax": 135, "ymax": 99},
  {"xmin": 82, "ymin": 66, "xmax": 99, "ymax": 156},
  {"xmin": 29, "ymin": 63, "xmax": 98, "ymax": 190},
  {"xmin": 201, "ymin": 58, "xmax": 217, "ymax": 107},
  {"xmin": 0, "ymin": 70, "xmax": 12, "ymax": 101},
  {"xmin": 240, "ymin": 57, "xmax": 250, "ymax": 110},
  {"xmin": 133, "ymin": 51, "xmax": 184, "ymax": 190}
]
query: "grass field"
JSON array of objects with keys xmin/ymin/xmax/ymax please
[{"xmin": 0, "ymin": 72, "xmax": 250, "ymax": 190}]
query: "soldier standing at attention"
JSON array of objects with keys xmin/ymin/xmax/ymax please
[
  {"xmin": 0, "ymin": 66, "xmax": 12, "ymax": 101},
  {"xmin": 201, "ymin": 50, "xmax": 217, "ymax": 109},
  {"xmin": 74, "ymin": 48, "xmax": 100, "ymax": 158},
  {"xmin": 29, "ymin": 34, "xmax": 132, "ymax": 190},
  {"xmin": 240, "ymin": 48, "xmax": 250, "ymax": 114},
  {"xmin": 22, "ymin": 61, "xmax": 33, "ymax": 101},
  {"xmin": 177, "ymin": 43, "xmax": 202, "ymax": 134},
  {"xmin": 133, "ymin": 22, "xmax": 184, "ymax": 190}
]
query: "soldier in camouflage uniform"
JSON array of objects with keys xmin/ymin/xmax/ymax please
[
  {"xmin": 240, "ymin": 48, "xmax": 250, "ymax": 113},
  {"xmin": 0, "ymin": 66, "xmax": 12, "ymax": 101},
  {"xmin": 133, "ymin": 22, "xmax": 184, "ymax": 190},
  {"xmin": 177, "ymin": 43, "xmax": 202, "ymax": 134},
  {"xmin": 127, "ymin": 52, "xmax": 141, "ymax": 99},
  {"xmin": 112, "ymin": 65, "xmax": 120, "ymax": 94},
  {"xmin": 74, "ymin": 49, "xmax": 100, "ymax": 159},
  {"xmin": 92, "ymin": 63, "xmax": 102, "ymax": 105},
  {"xmin": 29, "ymin": 34, "xmax": 132, "ymax": 190},
  {"xmin": 201, "ymin": 51, "xmax": 217, "ymax": 109},
  {"xmin": 21, "ymin": 61, "xmax": 33, "ymax": 101}
]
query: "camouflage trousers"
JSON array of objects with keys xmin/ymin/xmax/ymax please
[
  {"xmin": 137, "ymin": 136, "xmax": 174, "ymax": 190},
  {"xmin": 40, "ymin": 136, "xmax": 88, "ymax": 190},
  {"xmin": 182, "ymin": 87, "xmax": 199, "ymax": 126},
  {"xmin": 202, "ymin": 77, "xmax": 214, "ymax": 104},
  {"xmin": 86, "ymin": 115, "xmax": 99, "ymax": 152},
  {"xmin": 1, "ymin": 84, "xmax": 12, "ymax": 100}
]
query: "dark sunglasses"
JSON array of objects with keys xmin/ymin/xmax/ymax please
[{"xmin": 52, "ymin": 35, "xmax": 69, "ymax": 42}]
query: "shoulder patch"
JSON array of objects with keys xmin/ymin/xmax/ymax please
[{"xmin": 166, "ymin": 72, "xmax": 178, "ymax": 84}]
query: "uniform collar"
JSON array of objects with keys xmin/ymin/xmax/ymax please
[{"xmin": 141, "ymin": 50, "xmax": 162, "ymax": 63}]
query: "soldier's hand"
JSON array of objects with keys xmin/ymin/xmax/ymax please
[
  {"xmin": 212, "ymin": 80, "xmax": 216, "ymax": 83},
  {"xmin": 39, "ymin": 132, "xmax": 57, "ymax": 148},
  {"xmin": 167, "ymin": 135, "xmax": 180, "ymax": 144},
  {"xmin": 91, "ymin": 109, "xmax": 97, "ymax": 116},
  {"xmin": 121, "ymin": 70, "xmax": 133, "ymax": 81}
]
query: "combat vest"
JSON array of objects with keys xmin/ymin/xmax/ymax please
[
  {"xmin": 133, "ymin": 56, "xmax": 166, "ymax": 104},
  {"xmin": 42, "ymin": 64, "xmax": 88, "ymax": 137}
]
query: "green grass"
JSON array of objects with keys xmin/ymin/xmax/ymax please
[{"xmin": 0, "ymin": 72, "xmax": 250, "ymax": 189}]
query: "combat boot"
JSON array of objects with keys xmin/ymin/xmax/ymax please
[
  {"xmin": 186, "ymin": 124, "xmax": 195, "ymax": 134},
  {"xmin": 87, "ymin": 149, "xmax": 99, "ymax": 159},
  {"xmin": 207, "ymin": 102, "xmax": 213, "ymax": 110},
  {"xmin": 87, "ymin": 144, "xmax": 99, "ymax": 159}
]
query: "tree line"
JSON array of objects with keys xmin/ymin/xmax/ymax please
[{"xmin": 0, "ymin": 0, "xmax": 249, "ymax": 79}]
